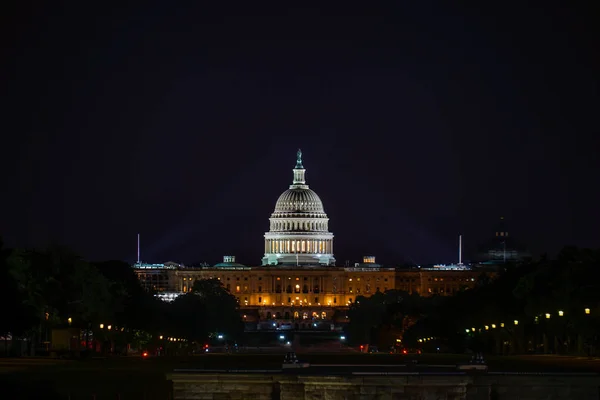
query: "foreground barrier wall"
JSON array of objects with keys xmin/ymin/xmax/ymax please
[{"xmin": 168, "ymin": 372, "xmax": 600, "ymax": 400}]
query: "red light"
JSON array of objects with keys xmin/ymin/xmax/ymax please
[
  {"xmin": 360, "ymin": 345, "xmax": 364, "ymax": 349},
  {"xmin": 402, "ymin": 349, "xmax": 407, "ymax": 354},
  {"xmin": 204, "ymin": 344, "xmax": 209, "ymax": 348},
  {"xmin": 142, "ymin": 352, "xmax": 148, "ymax": 357}
]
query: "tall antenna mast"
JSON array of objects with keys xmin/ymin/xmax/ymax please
[
  {"xmin": 458, "ymin": 234, "xmax": 463, "ymax": 265},
  {"xmin": 137, "ymin": 233, "xmax": 141, "ymax": 264}
]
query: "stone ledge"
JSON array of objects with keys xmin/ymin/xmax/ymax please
[{"xmin": 169, "ymin": 372, "xmax": 600, "ymax": 400}]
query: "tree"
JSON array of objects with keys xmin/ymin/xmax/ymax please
[
  {"xmin": 167, "ymin": 293, "xmax": 209, "ymax": 342},
  {"xmin": 191, "ymin": 279, "xmax": 243, "ymax": 339},
  {"xmin": 346, "ymin": 292, "xmax": 387, "ymax": 345},
  {"xmin": 345, "ymin": 290, "xmax": 430, "ymax": 347},
  {"xmin": 0, "ymin": 239, "xmax": 34, "ymax": 354},
  {"xmin": 93, "ymin": 260, "xmax": 158, "ymax": 332},
  {"xmin": 3, "ymin": 246, "xmax": 116, "ymax": 354},
  {"xmin": 166, "ymin": 279, "xmax": 243, "ymax": 344}
]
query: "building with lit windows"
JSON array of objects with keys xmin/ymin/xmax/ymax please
[{"xmin": 134, "ymin": 150, "xmax": 490, "ymax": 328}]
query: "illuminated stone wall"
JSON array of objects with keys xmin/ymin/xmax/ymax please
[{"xmin": 169, "ymin": 373, "xmax": 600, "ymax": 400}]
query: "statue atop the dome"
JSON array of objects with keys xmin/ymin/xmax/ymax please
[{"xmin": 296, "ymin": 148, "xmax": 303, "ymax": 168}]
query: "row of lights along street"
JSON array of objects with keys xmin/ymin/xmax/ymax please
[{"xmin": 465, "ymin": 308, "xmax": 592, "ymax": 334}]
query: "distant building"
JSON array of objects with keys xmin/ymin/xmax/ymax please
[
  {"xmin": 133, "ymin": 151, "xmax": 490, "ymax": 327},
  {"xmin": 476, "ymin": 217, "xmax": 530, "ymax": 264}
]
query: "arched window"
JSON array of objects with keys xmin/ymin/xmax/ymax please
[
  {"xmin": 286, "ymin": 285, "xmax": 293, "ymax": 293},
  {"xmin": 302, "ymin": 285, "xmax": 309, "ymax": 293},
  {"xmin": 276, "ymin": 284, "xmax": 282, "ymax": 293}
]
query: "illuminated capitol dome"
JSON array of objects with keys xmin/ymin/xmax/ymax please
[{"xmin": 262, "ymin": 150, "xmax": 335, "ymax": 266}]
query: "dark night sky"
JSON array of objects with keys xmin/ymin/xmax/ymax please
[{"xmin": 1, "ymin": 3, "xmax": 598, "ymax": 266}]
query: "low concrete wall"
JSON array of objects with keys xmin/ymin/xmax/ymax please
[{"xmin": 169, "ymin": 372, "xmax": 600, "ymax": 400}]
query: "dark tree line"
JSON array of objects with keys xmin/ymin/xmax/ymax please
[
  {"xmin": 345, "ymin": 247, "xmax": 600, "ymax": 355},
  {"xmin": 0, "ymin": 239, "xmax": 242, "ymax": 355}
]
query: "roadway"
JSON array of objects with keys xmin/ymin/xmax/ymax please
[
  {"xmin": 2, "ymin": 353, "xmax": 599, "ymax": 375},
  {"xmin": 170, "ymin": 353, "xmax": 600, "ymax": 374}
]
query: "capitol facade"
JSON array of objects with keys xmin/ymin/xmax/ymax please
[
  {"xmin": 134, "ymin": 150, "xmax": 486, "ymax": 328},
  {"xmin": 262, "ymin": 150, "xmax": 335, "ymax": 267}
]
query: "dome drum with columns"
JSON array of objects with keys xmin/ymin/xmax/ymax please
[{"xmin": 262, "ymin": 150, "xmax": 335, "ymax": 266}]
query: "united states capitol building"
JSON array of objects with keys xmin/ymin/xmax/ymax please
[{"xmin": 134, "ymin": 150, "xmax": 487, "ymax": 328}]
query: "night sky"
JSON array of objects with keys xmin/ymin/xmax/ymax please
[{"xmin": 2, "ymin": 3, "xmax": 598, "ymax": 266}]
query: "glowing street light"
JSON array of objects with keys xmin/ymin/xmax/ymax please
[
  {"xmin": 107, "ymin": 325, "xmax": 112, "ymax": 330},
  {"xmin": 465, "ymin": 329, "xmax": 470, "ymax": 333},
  {"xmin": 99, "ymin": 323, "xmax": 104, "ymax": 329},
  {"xmin": 545, "ymin": 313, "xmax": 551, "ymax": 319},
  {"xmin": 484, "ymin": 325, "xmax": 489, "ymax": 330},
  {"xmin": 585, "ymin": 308, "xmax": 591, "ymax": 315},
  {"xmin": 514, "ymin": 320, "xmax": 519, "ymax": 326},
  {"xmin": 491, "ymin": 324, "xmax": 496, "ymax": 329},
  {"xmin": 558, "ymin": 310, "xmax": 564, "ymax": 317},
  {"xmin": 67, "ymin": 317, "xmax": 72, "ymax": 325}
]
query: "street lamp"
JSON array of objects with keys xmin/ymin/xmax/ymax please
[
  {"xmin": 513, "ymin": 320, "xmax": 519, "ymax": 326},
  {"xmin": 67, "ymin": 317, "xmax": 72, "ymax": 325},
  {"xmin": 99, "ymin": 323, "xmax": 104, "ymax": 329},
  {"xmin": 545, "ymin": 313, "xmax": 551, "ymax": 319},
  {"xmin": 558, "ymin": 310, "xmax": 564, "ymax": 317},
  {"xmin": 585, "ymin": 308, "xmax": 591, "ymax": 315},
  {"xmin": 491, "ymin": 324, "xmax": 496, "ymax": 329},
  {"xmin": 107, "ymin": 325, "xmax": 112, "ymax": 330},
  {"xmin": 465, "ymin": 329, "xmax": 470, "ymax": 333},
  {"xmin": 484, "ymin": 325, "xmax": 489, "ymax": 330}
]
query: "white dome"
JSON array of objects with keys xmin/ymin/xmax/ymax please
[
  {"xmin": 274, "ymin": 188, "xmax": 325, "ymax": 213},
  {"xmin": 262, "ymin": 149, "xmax": 335, "ymax": 266}
]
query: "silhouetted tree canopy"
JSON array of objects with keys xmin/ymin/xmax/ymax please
[
  {"xmin": 0, "ymin": 244, "xmax": 243, "ymax": 353},
  {"xmin": 346, "ymin": 247, "xmax": 600, "ymax": 353}
]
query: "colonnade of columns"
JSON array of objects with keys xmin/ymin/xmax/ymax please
[
  {"xmin": 264, "ymin": 238, "xmax": 333, "ymax": 254},
  {"xmin": 270, "ymin": 219, "xmax": 328, "ymax": 231}
]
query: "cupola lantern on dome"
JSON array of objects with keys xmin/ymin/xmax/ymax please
[
  {"xmin": 262, "ymin": 150, "xmax": 335, "ymax": 267},
  {"xmin": 292, "ymin": 148, "xmax": 307, "ymax": 186}
]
